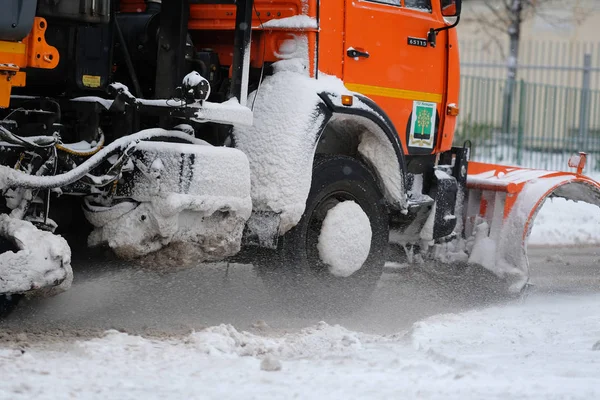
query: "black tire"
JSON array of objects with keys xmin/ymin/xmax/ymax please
[{"xmin": 257, "ymin": 155, "xmax": 389, "ymax": 315}]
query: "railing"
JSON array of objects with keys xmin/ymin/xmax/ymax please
[
  {"xmin": 455, "ymin": 76, "xmax": 600, "ymax": 172},
  {"xmin": 459, "ymin": 39, "xmax": 600, "ymax": 90}
]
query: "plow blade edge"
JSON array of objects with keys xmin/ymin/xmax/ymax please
[{"xmin": 463, "ymin": 161, "xmax": 600, "ymax": 292}]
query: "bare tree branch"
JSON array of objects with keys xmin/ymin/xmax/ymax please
[{"xmin": 483, "ymin": 2, "xmax": 511, "ymax": 28}]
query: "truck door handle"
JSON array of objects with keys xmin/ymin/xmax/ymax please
[{"xmin": 347, "ymin": 48, "xmax": 370, "ymax": 58}]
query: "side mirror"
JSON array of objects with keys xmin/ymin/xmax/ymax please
[{"xmin": 441, "ymin": 0, "xmax": 461, "ymax": 17}]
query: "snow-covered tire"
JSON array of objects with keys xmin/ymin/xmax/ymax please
[{"xmin": 257, "ymin": 155, "xmax": 389, "ymax": 315}]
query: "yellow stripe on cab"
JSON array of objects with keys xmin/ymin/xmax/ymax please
[{"xmin": 345, "ymin": 83, "xmax": 443, "ymax": 103}]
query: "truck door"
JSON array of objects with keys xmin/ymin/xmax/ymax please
[{"xmin": 343, "ymin": 0, "xmax": 448, "ymax": 155}]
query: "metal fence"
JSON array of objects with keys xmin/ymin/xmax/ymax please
[
  {"xmin": 456, "ymin": 39, "xmax": 600, "ymax": 172},
  {"xmin": 455, "ymin": 76, "xmax": 600, "ymax": 172},
  {"xmin": 459, "ymin": 39, "xmax": 600, "ymax": 89}
]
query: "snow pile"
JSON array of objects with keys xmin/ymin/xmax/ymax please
[
  {"xmin": 317, "ymin": 201, "xmax": 372, "ymax": 278},
  {"xmin": 0, "ymin": 215, "xmax": 72, "ymax": 296},
  {"xmin": 529, "ymin": 197, "xmax": 600, "ymax": 246},
  {"xmin": 185, "ymin": 322, "xmax": 366, "ymax": 359}
]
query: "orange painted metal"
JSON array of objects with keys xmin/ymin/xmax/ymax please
[
  {"xmin": 317, "ymin": 0, "xmax": 344, "ymax": 79},
  {"xmin": 188, "ymin": 2, "xmax": 306, "ymax": 30},
  {"xmin": 0, "ymin": 17, "xmax": 58, "ymax": 108},
  {"xmin": 339, "ymin": 1, "xmax": 451, "ymax": 155},
  {"xmin": 0, "ymin": 41, "xmax": 27, "ymax": 66},
  {"xmin": 440, "ymin": 27, "xmax": 460, "ymax": 152},
  {"xmin": 187, "ymin": 0, "xmax": 318, "ymax": 76},
  {"xmin": 462, "ymin": 160, "xmax": 600, "ymax": 292},
  {"xmin": 0, "ymin": 66, "xmax": 25, "ymax": 108},
  {"xmin": 466, "ymin": 160, "xmax": 599, "ymax": 221},
  {"xmin": 24, "ymin": 18, "xmax": 60, "ymax": 70}
]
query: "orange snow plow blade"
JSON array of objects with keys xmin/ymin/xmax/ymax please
[{"xmin": 463, "ymin": 157, "xmax": 600, "ymax": 292}]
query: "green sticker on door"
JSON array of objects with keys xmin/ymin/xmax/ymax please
[{"xmin": 409, "ymin": 101, "xmax": 436, "ymax": 149}]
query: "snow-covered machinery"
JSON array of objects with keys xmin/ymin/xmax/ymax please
[{"xmin": 1, "ymin": 0, "xmax": 599, "ymax": 316}]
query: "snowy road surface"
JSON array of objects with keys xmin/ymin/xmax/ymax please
[
  {"xmin": 0, "ymin": 197, "xmax": 599, "ymax": 399},
  {"xmin": 0, "ymin": 292, "xmax": 599, "ymax": 399},
  {"xmin": 0, "ymin": 245, "xmax": 599, "ymax": 399}
]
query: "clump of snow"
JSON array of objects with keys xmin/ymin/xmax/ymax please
[
  {"xmin": 356, "ymin": 126, "xmax": 407, "ymax": 209},
  {"xmin": 70, "ymin": 96, "xmax": 114, "ymax": 110},
  {"xmin": 466, "ymin": 219, "xmax": 497, "ymax": 272},
  {"xmin": 232, "ymin": 59, "xmax": 351, "ymax": 234},
  {"xmin": 0, "ymin": 214, "xmax": 72, "ymax": 296},
  {"xmin": 568, "ymin": 154, "xmax": 582, "ymax": 168},
  {"xmin": 58, "ymin": 138, "xmax": 103, "ymax": 153},
  {"xmin": 260, "ymin": 15, "xmax": 318, "ymax": 29},
  {"xmin": 186, "ymin": 321, "xmax": 365, "ymax": 359},
  {"xmin": 182, "ymin": 71, "xmax": 205, "ymax": 88},
  {"xmin": 317, "ymin": 201, "xmax": 372, "ymax": 278},
  {"xmin": 260, "ymin": 356, "xmax": 282, "ymax": 371},
  {"xmin": 86, "ymin": 141, "xmax": 252, "ymax": 266},
  {"xmin": 407, "ymin": 174, "xmax": 432, "ymax": 204},
  {"xmin": 419, "ymin": 202, "xmax": 436, "ymax": 242},
  {"xmin": 273, "ymin": 34, "xmax": 309, "ymax": 61},
  {"xmin": 193, "ymin": 98, "xmax": 254, "ymax": 127}
]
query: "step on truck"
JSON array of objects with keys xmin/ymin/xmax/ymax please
[{"xmin": 0, "ymin": 0, "xmax": 599, "ymax": 316}]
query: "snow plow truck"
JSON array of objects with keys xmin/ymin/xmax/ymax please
[{"xmin": 1, "ymin": 0, "xmax": 599, "ymax": 317}]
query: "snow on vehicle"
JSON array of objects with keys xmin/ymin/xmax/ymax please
[{"xmin": 0, "ymin": 0, "xmax": 599, "ymax": 316}]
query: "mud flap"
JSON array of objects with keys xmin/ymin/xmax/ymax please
[{"xmin": 464, "ymin": 161, "xmax": 600, "ymax": 293}]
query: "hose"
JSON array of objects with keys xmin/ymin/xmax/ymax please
[
  {"xmin": 55, "ymin": 133, "xmax": 106, "ymax": 157},
  {"xmin": 0, "ymin": 126, "xmax": 57, "ymax": 149},
  {"xmin": 0, "ymin": 129, "xmax": 205, "ymax": 190}
]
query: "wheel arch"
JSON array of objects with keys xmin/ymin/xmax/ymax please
[
  {"xmin": 316, "ymin": 92, "xmax": 408, "ymax": 210},
  {"xmin": 234, "ymin": 72, "xmax": 409, "ymax": 242}
]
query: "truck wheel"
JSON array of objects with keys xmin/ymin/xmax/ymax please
[{"xmin": 257, "ymin": 155, "xmax": 389, "ymax": 315}]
